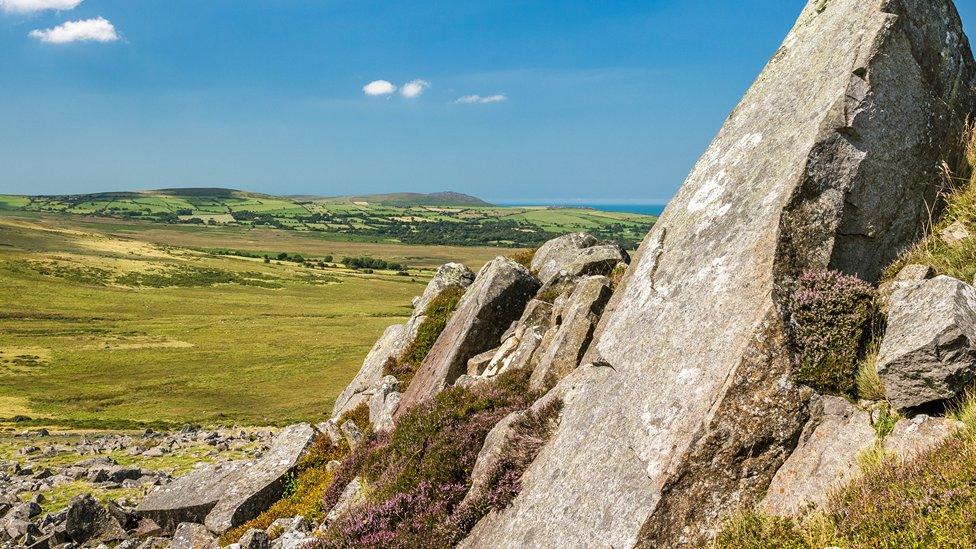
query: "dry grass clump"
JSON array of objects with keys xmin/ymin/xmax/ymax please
[
  {"xmin": 854, "ymin": 345, "xmax": 885, "ymax": 402},
  {"xmin": 509, "ymin": 248, "xmax": 536, "ymax": 270}
]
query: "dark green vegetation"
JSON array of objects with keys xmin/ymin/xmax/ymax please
[
  {"xmin": 384, "ymin": 287, "xmax": 465, "ymax": 388},
  {"xmin": 0, "ymin": 188, "xmax": 655, "ymax": 249},
  {"xmin": 788, "ymin": 271, "xmax": 878, "ymax": 396}
]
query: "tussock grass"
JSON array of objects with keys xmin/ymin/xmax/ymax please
[
  {"xmin": 385, "ymin": 286, "xmax": 465, "ymax": 388},
  {"xmin": 854, "ymin": 346, "xmax": 885, "ymax": 402},
  {"xmin": 885, "ymin": 121, "xmax": 976, "ymax": 282}
]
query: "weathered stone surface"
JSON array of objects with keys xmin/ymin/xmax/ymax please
[
  {"xmin": 64, "ymin": 494, "xmax": 126, "ymax": 544},
  {"xmin": 325, "ymin": 477, "xmax": 365, "ymax": 522},
  {"xmin": 398, "ymin": 257, "xmax": 540, "ymax": 413},
  {"xmin": 137, "ymin": 462, "xmax": 246, "ymax": 532},
  {"xmin": 340, "ymin": 420, "xmax": 362, "ymax": 448},
  {"xmin": 368, "ymin": 376, "xmax": 401, "ymax": 433},
  {"xmin": 238, "ymin": 528, "xmax": 270, "ymax": 549},
  {"xmin": 565, "ymin": 244, "xmax": 629, "ymax": 280},
  {"xmin": 204, "ymin": 424, "xmax": 317, "ymax": 534},
  {"xmin": 331, "ymin": 262, "xmax": 475, "ymax": 418},
  {"xmin": 170, "ymin": 522, "xmax": 216, "ymax": 549},
  {"xmin": 530, "ymin": 233, "xmax": 597, "ymax": 284},
  {"xmin": 940, "ymin": 219, "xmax": 971, "ymax": 246},
  {"xmin": 528, "ymin": 276, "xmax": 612, "ymax": 391},
  {"xmin": 462, "ymin": 1, "xmax": 976, "ymax": 546},
  {"xmin": 878, "ymin": 276, "xmax": 976, "ymax": 410},
  {"xmin": 465, "ymin": 349, "xmax": 496, "ymax": 377},
  {"xmin": 895, "ymin": 264, "xmax": 934, "ymax": 282},
  {"xmin": 412, "ymin": 262, "xmax": 475, "ymax": 316},
  {"xmin": 330, "ymin": 324, "xmax": 407, "ymax": 418},
  {"xmin": 884, "ymin": 414, "xmax": 955, "ymax": 458},
  {"xmin": 761, "ymin": 396, "xmax": 876, "ymax": 516}
]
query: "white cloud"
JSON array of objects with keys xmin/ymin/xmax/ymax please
[
  {"xmin": 29, "ymin": 17, "xmax": 119, "ymax": 43},
  {"xmin": 0, "ymin": 0, "xmax": 83, "ymax": 13},
  {"xmin": 363, "ymin": 80, "xmax": 397, "ymax": 96},
  {"xmin": 400, "ymin": 79, "xmax": 430, "ymax": 99},
  {"xmin": 456, "ymin": 94, "xmax": 507, "ymax": 105}
]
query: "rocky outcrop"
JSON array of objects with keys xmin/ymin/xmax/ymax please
[
  {"xmin": 884, "ymin": 414, "xmax": 955, "ymax": 458},
  {"xmin": 170, "ymin": 522, "xmax": 216, "ymax": 549},
  {"xmin": 397, "ymin": 257, "xmax": 540, "ymax": 413},
  {"xmin": 530, "ymin": 233, "xmax": 628, "ymax": 284},
  {"xmin": 462, "ymin": 1, "xmax": 976, "ymax": 546},
  {"xmin": 528, "ymin": 276, "xmax": 612, "ymax": 391},
  {"xmin": 760, "ymin": 396, "xmax": 876, "ymax": 516},
  {"xmin": 877, "ymin": 276, "xmax": 976, "ymax": 410},
  {"xmin": 331, "ymin": 262, "xmax": 475, "ymax": 419},
  {"xmin": 204, "ymin": 424, "xmax": 317, "ymax": 533},
  {"xmin": 368, "ymin": 375, "xmax": 401, "ymax": 433}
]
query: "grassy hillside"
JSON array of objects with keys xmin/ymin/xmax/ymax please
[
  {"xmin": 0, "ymin": 212, "xmax": 502, "ymax": 429},
  {"xmin": 310, "ymin": 191, "xmax": 492, "ymax": 207},
  {"xmin": 0, "ymin": 188, "xmax": 655, "ymax": 249}
]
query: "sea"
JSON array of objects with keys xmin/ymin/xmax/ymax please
[{"xmin": 494, "ymin": 201, "xmax": 667, "ymax": 217}]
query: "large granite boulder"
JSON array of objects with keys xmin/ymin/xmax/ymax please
[
  {"xmin": 877, "ymin": 276, "xmax": 976, "ymax": 410},
  {"xmin": 64, "ymin": 494, "xmax": 126, "ymax": 544},
  {"xmin": 760, "ymin": 396, "xmax": 876, "ymax": 516},
  {"xmin": 397, "ymin": 257, "xmax": 540, "ymax": 413},
  {"xmin": 462, "ymin": 1, "xmax": 976, "ymax": 546},
  {"xmin": 331, "ymin": 263, "xmax": 475, "ymax": 419},
  {"xmin": 204, "ymin": 424, "xmax": 317, "ymax": 533},
  {"xmin": 528, "ymin": 276, "xmax": 612, "ymax": 391},
  {"xmin": 136, "ymin": 461, "xmax": 247, "ymax": 532},
  {"xmin": 530, "ymin": 233, "xmax": 628, "ymax": 284}
]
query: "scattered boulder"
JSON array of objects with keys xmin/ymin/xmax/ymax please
[
  {"xmin": 340, "ymin": 420, "xmax": 362, "ymax": 448},
  {"xmin": 137, "ymin": 461, "xmax": 247, "ymax": 532},
  {"xmin": 397, "ymin": 257, "xmax": 540, "ymax": 414},
  {"xmin": 170, "ymin": 522, "xmax": 216, "ymax": 549},
  {"xmin": 877, "ymin": 276, "xmax": 976, "ymax": 410},
  {"xmin": 461, "ymin": 410, "xmax": 525, "ymax": 509},
  {"xmin": 64, "ymin": 494, "xmax": 126, "ymax": 544},
  {"xmin": 461, "ymin": 0, "xmax": 976, "ymax": 545},
  {"xmin": 760, "ymin": 396, "xmax": 876, "ymax": 516},
  {"xmin": 204, "ymin": 424, "xmax": 317, "ymax": 534}
]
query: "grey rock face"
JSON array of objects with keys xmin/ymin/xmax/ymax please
[
  {"xmin": 530, "ymin": 233, "xmax": 628, "ymax": 285},
  {"xmin": 462, "ymin": 1, "xmax": 976, "ymax": 546},
  {"xmin": 204, "ymin": 424, "xmax": 317, "ymax": 534},
  {"xmin": 761, "ymin": 396, "xmax": 876, "ymax": 516},
  {"xmin": 530, "ymin": 233, "xmax": 597, "ymax": 284},
  {"xmin": 64, "ymin": 494, "xmax": 126, "ymax": 544},
  {"xmin": 528, "ymin": 276, "xmax": 613, "ymax": 392},
  {"xmin": 397, "ymin": 257, "xmax": 540, "ymax": 413},
  {"xmin": 170, "ymin": 522, "xmax": 216, "ymax": 549},
  {"xmin": 137, "ymin": 462, "xmax": 247, "ymax": 532},
  {"xmin": 940, "ymin": 219, "xmax": 971, "ymax": 246},
  {"xmin": 331, "ymin": 262, "xmax": 475, "ymax": 419},
  {"xmin": 878, "ymin": 276, "xmax": 976, "ymax": 410},
  {"xmin": 367, "ymin": 376, "xmax": 401, "ymax": 433},
  {"xmin": 330, "ymin": 324, "xmax": 408, "ymax": 419},
  {"xmin": 460, "ymin": 411, "xmax": 525, "ymax": 510},
  {"xmin": 325, "ymin": 477, "xmax": 365, "ymax": 522}
]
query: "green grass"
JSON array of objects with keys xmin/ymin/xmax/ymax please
[{"xmin": 0, "ymin": 213, "xmax": 507, "ymax": 427}]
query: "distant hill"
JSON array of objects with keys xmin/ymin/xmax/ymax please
[{"xmin": 304, "ymin": 191, "xmax": 493, "ymax": 207}]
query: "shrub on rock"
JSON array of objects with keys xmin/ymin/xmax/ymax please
[{"xmin": 788, "ymin": 271, "xmax": 877, "ymax": 395}]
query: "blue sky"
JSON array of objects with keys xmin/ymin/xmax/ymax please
[{"xmin": 1, "ymin": 1, "xmax": 974, "ymax": 202}]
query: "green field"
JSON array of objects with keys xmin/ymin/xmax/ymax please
[
  {"xmin": 0, "ymin": 211, "xmax": 504, "ymax": 429},
  {"xmin": 0, "ymin": 188, "xmax": 656, "ymax": 249}
]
